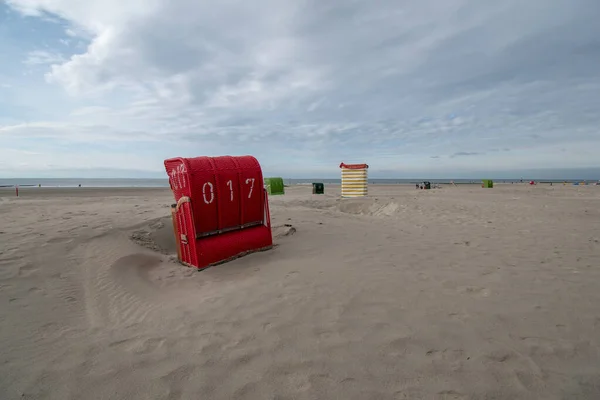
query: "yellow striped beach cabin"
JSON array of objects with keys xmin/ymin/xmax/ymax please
[{"xmin": 339, "ymin": 162, "xmax": 369, "ymax": 197}]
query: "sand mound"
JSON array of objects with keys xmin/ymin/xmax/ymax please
[
  {"xmin": 131, "ymin": 216, "xmax": 297, "ymax": 255},
  {"xmin": 130, "ymin": 216, "xmax": 177, "ymax": 255},
  {"xmin": 111, "ymin": 253, "xmax": 163, "ymax": 280},
  {"xmin": 337, "ymin": 199, "xmax": 404, "ymax": 217},
  {"xmin": 282, "ymin": 197, "xmax": 407, "ymax": 219},
  {"xmin": 272, "ymin": 223, "xmax": 297, "ymax": 238}
]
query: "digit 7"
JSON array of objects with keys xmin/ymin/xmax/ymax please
[{"xmin": 245, "ymin": 178, "xmax": 255, "ymax": 198}]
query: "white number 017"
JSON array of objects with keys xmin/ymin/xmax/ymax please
[{"xmin": 204, "ymin": 178, "xmax": 254, "ymax": 204}]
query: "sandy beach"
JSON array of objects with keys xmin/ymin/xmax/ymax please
[{"xmin": 1, "ymin": 184, "xmax": 599, "ymax": 399}]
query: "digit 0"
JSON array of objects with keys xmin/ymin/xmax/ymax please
[{"xmin": 202, "ymin": 182, "xmax": 214, "ymax": 204}]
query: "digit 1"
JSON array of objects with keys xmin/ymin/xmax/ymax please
[{"xmin": 227, "ymin": 180, "xmax": 233, "ymax": 201}]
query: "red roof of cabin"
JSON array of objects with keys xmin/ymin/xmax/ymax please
[{"xmin": 339, "ymin": 162, "xmax": 369, "ymax": 169}]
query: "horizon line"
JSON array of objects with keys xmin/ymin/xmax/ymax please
[{"xmin": 2, "ymin": 177, "xmax": 599, "ymax": 181}]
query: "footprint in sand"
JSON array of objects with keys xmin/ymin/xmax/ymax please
[
  {"xmin": 262, "ymin": 322, "xmax": 272, "ymax": 331},
  {"xmin": 0, "ymin": 254, "xmax": 23, "ymax": 264},
  {"xmin": 484, "ymin": 350, "xmax": 512, "ymax": 363},
  {"xmin": 18, "ymin": 263, "xmax": 40, "ymax": 278},
  {"xmin": 482, "ymin": 343, "xmax": 544, "ymax": 391},
  {"xmin": 480, "ymin": 268, "xmax": 500, "ymax": 276},
  {"xmin": 109, "ymin": 337, "xmax": 166, "ymax": 354},
  {"xmin": 285, "ymin": 271, "xmax": 299, "ymax": 279},
  {"xmin": 460, "ymin": 286, "xmax": 490, "ymax": 297},
  {"xmin": 426, "ymin": 348, "xmax": 467, "ymax": 362},
  {"xmin": 64, "ymin": 295, "xmax": 77, "ymax": 303},
  {"xmin": 394, "ymin": 388, "xmax": 425, "ymax": 399},
  {"xmin": 0, "ymin": 267, "xmax": 18, "ymax": 280},
  {"xmin": 436, "ymin": 390, "xmax": 467, "ymax": 399},
  {"xmin": 46, "ymin": 237, "xmax": 75, "ymax": 245},
  {"xmin": 28, "ymin": 287, "xmax": 44, "ymax": 294},
  {"xmin": 159, "ymin": 364, "xmax": 200, "ymax": 392},
  {"xmin": 448, "ymin": 311, "xmax": 469, "ymax": 322},
  {"xmin": 386, "ymin": 336, "xmax": 414, "ymax": 357},
  {"xmin": 0, "ymin": 283, "xmax": 14, "ymax": 291}
]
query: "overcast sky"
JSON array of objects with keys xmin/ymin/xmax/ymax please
[{"xmin": 1, "ymin": 0, "xmax": 599, "ymax": 178}]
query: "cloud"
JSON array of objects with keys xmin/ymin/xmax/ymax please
[
  {"xmin": 451, "ymin": 152, "xmax": 482, "ymax": 157},
  {"xmin": 5, "ymin": 148, "xmax": 41, "ymax": 155},
  {"xmin": 23, "ymin": 50, "xmax": 66, "ymax": 65},
  {"xmin": 2, "ymin": 0, "xmax": 600, "ymax": 177}
]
